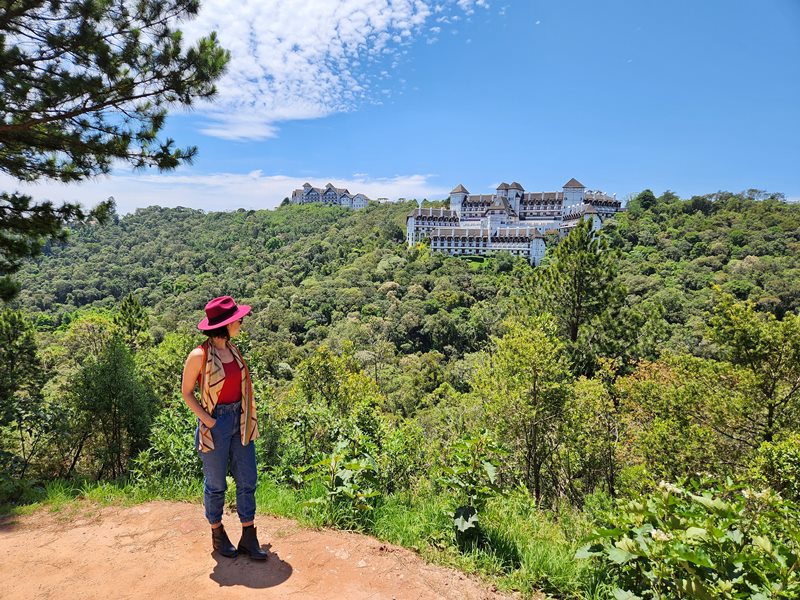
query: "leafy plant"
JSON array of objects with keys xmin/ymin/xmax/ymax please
[
  {"xmin": 305, "ymin": 440, "xmax": 381, "ymax": 529},
  {"xmin": 438, "ymin": 429, "xmax": 504, "ymax": 546},
  {"xmin": 578, "ymin": 478, "xmax": 800, "ymax": 599}
]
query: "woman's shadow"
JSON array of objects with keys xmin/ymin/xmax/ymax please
[{"xmin": 210, "ymin": 542, "xmax": 293, "ymax": 588}]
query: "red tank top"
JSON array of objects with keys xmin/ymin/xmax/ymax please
[{"xmin": 217, "ymin": 360, "xmax": 242, "ymax": 404}]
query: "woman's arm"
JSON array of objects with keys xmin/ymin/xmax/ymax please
[{"xmin": 182, "ymin": 348, "xmax": 216, "ymax": 429}]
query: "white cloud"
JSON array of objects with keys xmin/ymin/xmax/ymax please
[
  {"xmin": 457, "ymin": 0, "xmax": 488, "ymax": 15},
  {"xmin": 179, "ymin": 0, "xmax": 489, "ymax": 140},
  {"xmin": 0, "ymin": 171, "xmax": 448, "ymax": 214}
]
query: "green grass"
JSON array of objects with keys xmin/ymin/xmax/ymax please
[
  {"xmin": 1, "ymin": 477, "xmax": 201, "ymax": 517},
  {"xmin": 335, "ymin": 483, "xmax": 596, "ymax": 599}
]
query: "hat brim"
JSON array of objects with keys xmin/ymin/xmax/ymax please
[{"xmin": 197, "ymin": 305, "xmax": 251, "ymax": 331}]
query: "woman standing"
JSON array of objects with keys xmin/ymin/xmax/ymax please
[{"xmin": 181, "ymin": 295, "xmax": 267, "ymax": 560}]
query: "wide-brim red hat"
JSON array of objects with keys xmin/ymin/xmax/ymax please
[{"xmin": 197, "ymin": 295, "xmax": 251, "ymax": 331}]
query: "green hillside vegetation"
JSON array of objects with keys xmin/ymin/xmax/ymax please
[{"xmin": 3, "ymin": 190, "xmax": 800, "ymax": 599}]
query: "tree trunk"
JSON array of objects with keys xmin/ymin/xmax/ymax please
[{"xmin": 66, "ymin": 431, "xmax": 90, "ymax": 477}]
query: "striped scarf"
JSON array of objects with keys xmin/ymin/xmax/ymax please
[{"xmin": 196, "ymin": 339, "xmax": 259, "ymax": 453}]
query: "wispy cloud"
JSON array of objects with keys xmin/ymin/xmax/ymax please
[
  {"xmin": 0, "ymin": 171, "xmax": 449, "ymax": 214},
  {"xmin": 180, "ymin": 0, "xmax": 489, "ymax": 140},
  {"xmin": 457, "ymin": 0, "xmax": 488, "ymax": 15}
]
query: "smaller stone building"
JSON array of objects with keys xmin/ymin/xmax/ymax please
[{"xmin": 291, "ymin": 183, "xmax": 370, "ymax": 209}]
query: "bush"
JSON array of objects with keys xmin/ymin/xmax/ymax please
[
  {"xmin": 376, "ymin": 420, "xmax": 427, "ymax": 494},
  {"xmin": 438, "ymin": 429, "xmax": 504, "ymax": 546},
  {"xmin": 749, "ymin": 434, "xmax": 800, "ymax": 502},
  {"xmin": 131, "ymin": 402, "xmax": 200, "ymax": 484},
  {"xmin": 304, "ymin": 439, "xmax": 380, "ymax": 530},
  {"xmin": 579, "ymin": 478, "xmax": 800, "ymax": 599}
]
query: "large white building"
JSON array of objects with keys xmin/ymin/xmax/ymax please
[
  {"xmin": 406, "ymin": 178, "xmax": 622, "ymax": 265},
  {"xmin": 291, "ymin": 183, "xmax": 370, "ymax": 209}
]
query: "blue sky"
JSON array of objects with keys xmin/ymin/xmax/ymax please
[{"xmin": 6, "ymin": 0, "xmax": 799, "ymax": 212}]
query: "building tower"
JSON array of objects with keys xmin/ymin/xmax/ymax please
[
  {"xmin": 450, "ymin": 184, "xmax": 469, "ymax": 218},
  {"xmin": 508, "ymin": 182, "xmax": 524, "ymax": 215},
  {"xmin": 562, "ymin": 178, "xmax": 586, "ymax": 216}
]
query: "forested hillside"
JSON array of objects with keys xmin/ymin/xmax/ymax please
[
  {"xmin": 4, "ymin": 190, "xmax": 800, "ymax": 599},
  {"xmin": 16, "ymin": 189, "xmax": 800, "ymax": 354}
]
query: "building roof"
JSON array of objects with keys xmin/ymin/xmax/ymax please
[
  {"xmin": 464, "ymin": 194, "xmax": 494, "ymax": 205},
  {"xmin": 407, "ymin": 207, "xmax": 458, "ymax": 218},
  {"xmin": 563, "ymin": 205, "xmax": 599, "ymax": 220},
  {"xmin": 496, "ymin": 182, "xmax": 510, "ymax": 190},
  {"xmin": 509, "ymin": 182, "xmax": 524, "ymax": 190},
  {"xmin": 450, "ymin": 184, "xmax": 469, "ymax": 194},
  {"xmin": 484, "ymin": 196, "xmax": 515, "ymax": 216},
  {"xmin": 522, "ymin": 192, "xmax": 563, "ymax": 202},
  {"xmin": 495, "ymin": 227, "xmax": 544, "ymax": 239},
  {"xmin": 427, "ymin": 223, "xmax": 546, "ymax": 240},
  {"xmin": 430, "ymin": 227, "xmax": 488, "ymax": 239},
  {"xmin": 563, "ymin": 178, "xmax": 586, "ymax": 189}
]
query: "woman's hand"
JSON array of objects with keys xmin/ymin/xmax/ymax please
[{"xmin": 205, "ymin": 417, "xmax": 217, "ymax": 429}]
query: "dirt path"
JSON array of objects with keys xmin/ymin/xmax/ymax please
[{"xmin": 0, "ymin": 500, "xmax": 515, "ymax": 600}]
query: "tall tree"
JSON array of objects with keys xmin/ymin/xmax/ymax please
[
  {"xmin": 0, "ymin": 307, "xmax": 50, "ymax": 483},
  {"xmin": 0, "ymin": 0, "xmax": 229, "ymax": 299},
  {"xmin": 113, "ymin": 293, "xmax": 150, "ymax": 352},
  {"xmin": 529, "ymin": 219, "xmax": 622, "ymax": 344},
  {"xmin": 74, "ymin": 336, "xmax": 155, "ymax": 479},
  {"xmin": 0, "ymin": 307, "xmax": 43, "ymax": 427},
  {"xmin": 709, "ymin": 291, "xmax": 800, "ymax": 442},
  {"xmin": 473, "ymin": 318, "xmax": 571, "ymax": 504},
  {"xmin": 520, "ymin": 217, "xmax": 641, "ymax": 377}
]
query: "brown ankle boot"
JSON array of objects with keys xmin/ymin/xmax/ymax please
[
  {"xmin": 212, "ymin": 525, "xmax": 237, "ymax": 557},
  {"xmin": 238, "ymin": 525, "xmax": 268, "ymax": 560}
]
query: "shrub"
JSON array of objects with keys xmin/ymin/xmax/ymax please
[
  {"xmin": 376, "ymin": 420, "xmax": 427, "ymax": 494},
  {"xmin": 131, "ymin": 402, "xmax": 200, "ymax": 484},
  {"xmin": 438, "ymin": 429, "xmax": 504, "ymax": 546},
  {"xmin": 749, "ymin": 434, "xmax": 800, "ymax": 502},
  {"xmin": 304, "ymin": 439, "xmax": 380, "ymax": 530},
  {"xmin": 579, "ymin": 478, "xmax": 800, "ymax": 599}
]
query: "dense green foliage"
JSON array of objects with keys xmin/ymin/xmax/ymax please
[
  {"xmin": 618, "ymin": 190, "xmax": 800, "ymax": 338},
  {"xmin": 2, "ymin": 189, "xmax": 800, "ymax": 598},
  {"xmin": 581, "ymin": 479, "xmax": 800, "ymax": 599},
  {"xmin": 0, "ymin": 192, "xmax": 114, "ymax": 300}
]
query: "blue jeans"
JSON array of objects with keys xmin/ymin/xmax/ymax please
[{"xmin": 195, "ymin": 401, "xmax": 257, "ymax": 525}]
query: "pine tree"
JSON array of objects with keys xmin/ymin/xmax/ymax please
[
  {"xmin": 0, "ymin": 0, "xmax": 229, "ymax": 299},
  {"xmin": 519, "ymin": 218, "xmax": 652, "ymax": 376},
  {"xmin": 530, "ymin": 218, "xmax": 623, "ymax": 344},
  {"xmin": 113, "ymin": 293, "xmax": 150, "ymax": 352}
]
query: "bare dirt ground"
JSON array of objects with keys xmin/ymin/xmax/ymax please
[{"xmin": 0, "ymin": 500, "xmax": 516, "ymax": 600}]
